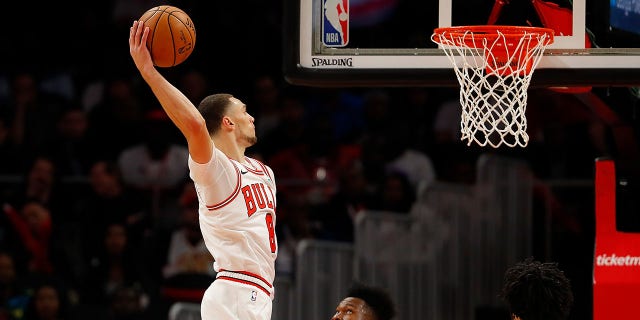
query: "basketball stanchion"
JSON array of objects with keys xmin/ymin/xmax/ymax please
[{"xmin": 431, "ymin": 26, "xmax": 554, "ymax": 148}]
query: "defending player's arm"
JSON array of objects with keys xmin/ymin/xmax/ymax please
[{"xmin": 128, "ymin": 20, "xmax": 212, "ymax": 164}]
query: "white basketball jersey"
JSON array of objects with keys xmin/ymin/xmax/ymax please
[{"xmin": 189, "ymin": 148, "xmax": 277, "ymax": 296}]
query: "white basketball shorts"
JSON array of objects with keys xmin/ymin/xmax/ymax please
[{"xmin": 201, "ymin": 279, "xmax": 272, "ymax": 320}]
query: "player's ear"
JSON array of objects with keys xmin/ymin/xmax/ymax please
[{"xmin": 223, "ymin": 117, "xmax": 234, "ymax": 127}]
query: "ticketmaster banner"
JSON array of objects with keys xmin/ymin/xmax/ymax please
[{"xmin": 593, "ymin": 159, "xmax": 640, "ymax": 320}]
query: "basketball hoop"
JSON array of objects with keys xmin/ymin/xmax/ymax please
[{"xmin": 432, "ymin": 26, "xmax": 554, "ymax": 148}]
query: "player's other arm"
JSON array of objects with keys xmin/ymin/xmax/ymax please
[{"xmin": 128, "ymin": 20, "xmax": 212, "ymax": 163}]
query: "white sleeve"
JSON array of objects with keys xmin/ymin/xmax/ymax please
[{"xmin": 188, "ymin": 147, "xmax": 238, "ymax": 207}]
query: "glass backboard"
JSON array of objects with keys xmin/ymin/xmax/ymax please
[{"xmin": 284, "ymin": 0, "xmax": 640, "ymax": 87}]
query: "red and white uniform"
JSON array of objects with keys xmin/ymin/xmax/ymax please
[{"xmin": 189, "ymin": 147, "xmax": 277, "ymax": 320}]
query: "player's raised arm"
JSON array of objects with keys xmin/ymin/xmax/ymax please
[{"xmin": 128, "ymin": 20, "xmax": 212, "ymax": 163}]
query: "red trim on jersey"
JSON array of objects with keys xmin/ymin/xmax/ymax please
[
  {"xmin": 217, "ymin": 276, "xmax": 271, "ymax": 296},
  {"xmin": 206, "ymin": 164, "xmax": 242, "ymax": 211},
  {"xmin": 220, "ymin": 269, "xmax": 273, "ymax": 288},
  {"xmin": 242, "ymin": 157, "xmax": 264, "ymax": 175},
  {"xmin": 255, "ymin": 160, "xmax": 272, "ymax": 180}
]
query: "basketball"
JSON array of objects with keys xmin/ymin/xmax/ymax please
[{"xmin": 139, "ymin": 6, "xmax": 196, "ymax": 68}]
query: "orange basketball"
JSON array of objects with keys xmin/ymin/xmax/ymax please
[{"xmin": 139, "ymin": 6, "xmax": 196, "ymax": 68}]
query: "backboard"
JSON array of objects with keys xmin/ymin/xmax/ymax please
[{"xmin": 283, "ymin": 0, "xmax": 640, "ymax": 87}]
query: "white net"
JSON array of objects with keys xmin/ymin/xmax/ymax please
[{"xmin": 431, "ymin": 26, "xmax": 553, "ymax": 148}]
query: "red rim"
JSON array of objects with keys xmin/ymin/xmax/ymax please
[
  {"xmin": 433, "ymin": 25, "xmax": 555, "ymax": 47},
  {"xmin": 432, "ymin": 25, "xmax": 555, "ymax": 76}
]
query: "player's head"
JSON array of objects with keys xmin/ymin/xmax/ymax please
[
  {"xmin": 331, "ymin": 283, "xmax": 395, "ymax": 320},
  {"xmin": 500, "ymin": 257, "xmax": 573, "ymax": 320},
  {"xmin": 198, "ymin": 93, "xmax": 256, "ymax": 146}
]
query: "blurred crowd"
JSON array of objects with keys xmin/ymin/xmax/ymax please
[{"xmin": 0, "ymin": 1, "xmax": 638, "ymax": 320}]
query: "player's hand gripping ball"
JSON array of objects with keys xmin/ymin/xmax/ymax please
[{"xmin": 139, "ymin": 6, "xmax": 196, "ymax": 67}]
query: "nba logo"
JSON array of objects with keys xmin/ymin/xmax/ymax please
[
  {"xmin": 250, "ymin": 290, "xmax": 257, "ymax": 302},
  {"xmin": 323, "ymin": 0, "xmax": 349, "ymax": 47}
]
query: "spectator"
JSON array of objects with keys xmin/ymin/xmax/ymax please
[
  {"xmin": 273, "ymin": 193, "xmax": 314, "ymax": 277},
  {"xmin": 264, "ymin": 91, "xmax": 339, "ymax": 203},
  {"xmin": 80, "ymin": 223, "xmax": 155, "ymax": 317},
  {"xmin": 358, "ymin": 89, "xmax": 410, "ymax": 188},
  {"xmin": 250, "ymin": 75, "xmax": 282, "ymax": 139},
  {"xmin": 0, "ymin": 252, "xmax": 30, "ymax": 320},
  {"xmin": 369, "ymin": 171, "xmax": 416, "ymax": 213},
  {"xmin": 7, "ymin": 155, "xmax": 79, "ymax": 225},
  {"xmin": 156, "ymin": 183, "xmax": 215, "ymax": 310},
  {"xmin": 384, "ymin": 131, "xmax": 436, "ymax": 194},
  {"xmin": 46, "ymin": 104, "xmax": 96, "ymax": 177},
  {"xmin": 23, "ymin": 279, "xmax": 74, "ymax": 320},
  {"xmin": 5, "ymin": 72, "xmax": 65, "ymax": 160},
  {"xmin": 117, "ymin": 109, "xmax": 188, "ymax": 191},
  {"xmin": 177, "ymin": 69, "xmax": 211, "ymax": 107},
  {"xmin": 116, "ymin": 109, "xmax": 189, "ymax": 231},
  {"xmin": 312, "ymin": 161, "xmax": 375, "ymax": 242},
  {"xmin": 260, "ymin": 89, "xmax": 307, "ymax": 158},
  {"xmin": 9, "ymin": 156, "xmax": 58, "ymax": 212},
  {"xmin": 77, "ymin": 160, "xmax": 148, "ymax": 257},
  {"xmin": 306, "ymin": 88, "xmax": 365, "ymax": 144},
  {"xmin": 432, "ymin": 94, "xmax": 463, "ymax": 146},
  {"xmin": 86, "ymin": 76, "xmax": 144, "ymax": 158},
  {"xmin": 161, "ymin": 181, "xmax": 213, "ymax": 279},
  {"xmin": 2, "ymin": 201, "xmax": 55, "ymax": 276},
  {"xmin": 107, "ymin": 285, "xmax": 147, "ymax": 320}
]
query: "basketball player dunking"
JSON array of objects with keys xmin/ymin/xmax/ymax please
[{"xmin": 129, "ymin": 21, "xmax": 277, "ymax": 320}]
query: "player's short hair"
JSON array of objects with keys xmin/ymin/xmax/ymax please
[
  {"xmin": 346, "ymin": 283, "xmax": 395, "ymax": 320},
  {"xmin": 198, "ymin": 93, "xmax": 233, "ymax": 136},
  {"xmin": 500, "ymin": 257, "xmax": 574, "ymax": 320}
]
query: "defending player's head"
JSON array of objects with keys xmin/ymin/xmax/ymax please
[
  {"xmin": 198, "ymin": 93, "xmax": 257, "ymax": 146},
  {"xmin": 500, "ymin": 257, "xmax": 574, "ymax": 320},
  {"xmin": 332, "ymin": 283, "xmax": 395, "ymax": 320}
]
